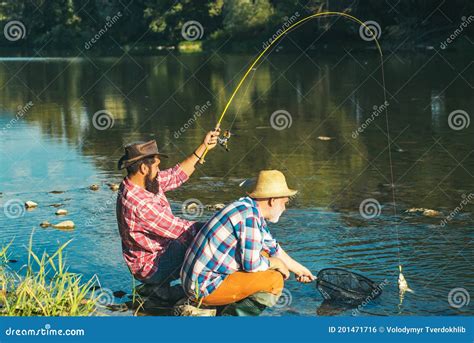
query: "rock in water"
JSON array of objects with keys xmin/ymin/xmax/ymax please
[
  {"xmin": 317, "ymin": 136, "xmax": 333, "ymax": 141},
  {"xmin": 52, "ymin": 220, "xmax": 75, "ymax": 229},
  {"xmin": 173, "ymin": 299, "xmax": 216, "ymax": 317},
  {"xmin": 55, "ymin": 209, "xmax": 68, "ymax": 215},
  {"xmin": 40, "ymin": 221, "xmax": 51, "ymax": 228},
  {"xmin": 406, "ymin": 208, "xmax": 426, "ymax": 213},
  {"xmin": 185, "ymin": 203, "xmax": 199, "ymax": 211},
  {"xmin": 89, "ymin": 184, "xmax": 100, "ymax": 191},
  {"xmin": 406, "ymin": 208, "xmax": 441, "ymax": 217},
  {"xmin": 398, "ymin": 265, "xmax": 414, "ymax": 294},
  {"xmin": 206, "ymin": 203, "xmax": 225, "ymax": 211},
  {"xmin": 422, "ymin": 209, "xmax": 441, "ymax": 217},
  {"xmin": 113, "ymin": 290, "xmax": 127, "ymax": 298},
  {"xmin": 109, "ymin": 183, "xmax": 119, "ymax": 191},
  {"xmin": 25, "ymin": 201, "xmax": 38, "ymax": 209}
]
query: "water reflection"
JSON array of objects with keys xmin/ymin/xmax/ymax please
[{"xmin": 0, "ymin": 51, "xmax": 473, "ymax": 316}]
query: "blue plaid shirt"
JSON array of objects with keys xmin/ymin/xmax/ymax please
[{"xmin": 180, "ymin": 196, "xmax": 280, "ymax": 298}]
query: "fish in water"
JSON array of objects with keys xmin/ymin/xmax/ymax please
[{"xmin": 398, "ymin": 265, "xmax": 414, "ymax": 294}]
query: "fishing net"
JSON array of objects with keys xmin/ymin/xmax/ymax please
[{"xmin": 316, "ymin": 268, "xmax": 382, "ymax": 305}]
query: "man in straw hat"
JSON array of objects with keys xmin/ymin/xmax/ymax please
[
  {"xmin": 180, "ymin": 170, "xmax": 315, "ymax": 315},
  {"xmin": 116, "ymin": 130, "xmax": 219, "ymax": 301}
]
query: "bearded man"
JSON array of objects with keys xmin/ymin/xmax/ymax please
[{"xmin": 116, "ymin": 130, "xmax": 218, "ymax": 299}]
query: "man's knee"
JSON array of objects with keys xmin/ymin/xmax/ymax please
[{"xmin": 266, "ymin": 270, "xmax": 284, "ymax": 295}]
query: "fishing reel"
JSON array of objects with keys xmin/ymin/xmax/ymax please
[{"xmin": 217, "ymin": 130, "xmax": 232, "ymax": 152}]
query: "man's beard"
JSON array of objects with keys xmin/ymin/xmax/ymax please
[
  {"xmin": 145, "ymin": 170, "xmax": 159, "ymax": 194},
  {"xmin": 268, "ymin": 207, "xmax": 284, "ymax": 223}
]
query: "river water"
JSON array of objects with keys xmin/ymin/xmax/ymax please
[{"xmin": 0, "ymin": 51, "xmax": 472, "ymax": 316}]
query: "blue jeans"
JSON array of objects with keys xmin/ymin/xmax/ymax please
[{"xmin": 142, "ymin": 239, "xmax": 188, "ymax": 286}]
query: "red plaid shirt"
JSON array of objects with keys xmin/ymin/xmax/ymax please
[{"xmin": 116, "ymin": 164, "xmax": 196, "ymax": 280}]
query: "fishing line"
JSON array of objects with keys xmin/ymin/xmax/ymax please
[
  {"xmin": 200, "ymin": 11, "xmax": 384, "ymax": 162},
  {"xmin": 199, "ymin": 10, "xmax": 406, "ymax": 303},
  {"xmin": 228, "ymin": 63, "xmax": 258, "ymax": 131}
]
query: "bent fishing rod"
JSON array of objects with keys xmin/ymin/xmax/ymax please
[{"xmin": 199, "ymin": 11, "xmax": 383, "ymax": 164}]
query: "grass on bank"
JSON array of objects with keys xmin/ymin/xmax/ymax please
[
  {"xmin": 0, "ymin": 236, "xmax": 102, "ymax": 316},
  {"xmin": 178, "ymin": 41, "xmax": 203, "ymax": 53}
]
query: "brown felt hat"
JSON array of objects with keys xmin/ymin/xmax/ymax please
[
  {"xmin": 118, "ymin": 140, "xmax": 168, "ymax": 170},
  {"xmin": 247, "ymin": 170, "xmax": 298, "ymax": 199}
]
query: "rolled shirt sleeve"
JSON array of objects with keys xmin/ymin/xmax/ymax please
[{"xmin": 158, "ymin": 164, "xmax": 189, "ymax": 193}]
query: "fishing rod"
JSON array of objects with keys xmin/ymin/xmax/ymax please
[
  {"xmin": 199, "ymin": 10, "xmax": 408, "ymax": 304},
  {"xmin": 199, "ymin": 11, "xmax": 383, "ymax": 164}
]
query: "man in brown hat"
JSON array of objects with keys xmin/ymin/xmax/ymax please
[
  {"xmin": 181, "ymin": 170, "xmax": 315, "ymax": 315},
  {"xmin": 116, "ymin": 130, "xmax": 219, "ymax": 300}
]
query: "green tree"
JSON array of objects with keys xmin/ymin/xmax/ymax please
[{"xmin": 223, "ymin": 0, "xmax": 274, "ymax": 36}]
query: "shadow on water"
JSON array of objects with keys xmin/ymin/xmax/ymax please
[{"xmin": 0, "ymin": 51, "xmax": 473, "ymax": 315}]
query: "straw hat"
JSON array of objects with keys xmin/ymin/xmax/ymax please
[{"xmin": 247, "ymin": 170, "xmax": 298, "ymax": 199}]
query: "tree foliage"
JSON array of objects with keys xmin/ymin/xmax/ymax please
[{"xmin": 0, "ymin": 0, "xmax": 472, "ymax": 50}]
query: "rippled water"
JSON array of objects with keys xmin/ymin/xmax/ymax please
[{"xmin": 0, "ymin": 52, "xmax": 472, "ymax": 316}]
